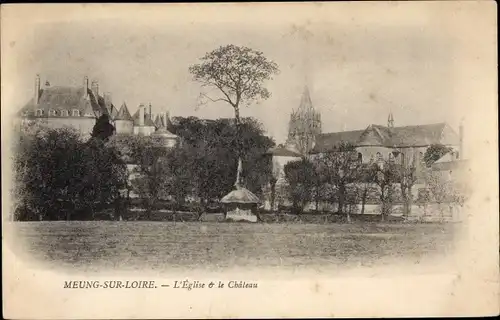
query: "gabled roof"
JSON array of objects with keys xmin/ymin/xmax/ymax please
[
  {"xmin": 115, "ymin": 103, "xmax": 133, "ymax": 121},
  {"xmin": 18, "ymin": 86, "xmax": 109, "ymax": 118},
  {"xmin": 311, "ymin": 123, "xmax": 459, "ymax": 153}
]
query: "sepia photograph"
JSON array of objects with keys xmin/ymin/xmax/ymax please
[{"xmin": 2, "ymin": 2, "xmax": 498, "ymax": 319}]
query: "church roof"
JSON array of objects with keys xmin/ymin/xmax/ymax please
[
  {"xmin": 115, "ymin": 103, "xmax": 133, "ymax": 121},
  {"xmin": 18, "ymin": 86, "xmax": 109, "ymax": 118},
  {"xmin": 311, "ymin": 123, "xmax": 459, "ymax": 153}
]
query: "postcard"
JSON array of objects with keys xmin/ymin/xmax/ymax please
[{"xmin": 2, "ymin": 2, "xmax": 498, "ymax": 318}]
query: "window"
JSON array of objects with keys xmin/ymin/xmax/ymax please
[
  {"xmin": 388, "ymin": 153, "xmax": 394, "ymax": 162},
  {"xmin": 376, "ymin": 152, "xmax": 383, "ymax": 161},
  {"xmin": 456, "ymin": 151, "xmax": 460, "ymax": 159},
  {"xmin": 72, "ymin": 109, "xmax": 80, "ymax": 117},
  {"xmin": 357, "ymin": 152, "xmax": 363, "ymax": 163},
  {"xmin": 49, "ymin": 109, "xmax": 57, "ymax": 116},
  {"xmin": 60, "ymin": 110, "xmax": 69, "ymax": 117},
  {"xmin": 35, "ymin": 109, "xmax": 43, "ymax": 116}
]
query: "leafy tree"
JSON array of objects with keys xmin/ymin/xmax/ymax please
[
  {"xmin": 189, "ymin": 44, "xmax": 279, "ymax": 188},
  {"xmin": 423, "ymin": 144, "xmax": 453, "ymax": 167},
  {"xmin": 315, "ymin": 142, "xmax": 362, "ymax": 222},
  {"xmin": 107, "ymin": 135, "xmax": 169, "ymax": 219},
  {"xmin": 371, "ymin": 161, "xmax": 398, "ymax": 221},
  {"xmin": 358, "ymin": 163, "xmax": 377, "ymax": 215},
  {"xmin": 284, "ymin": 159, "xmax": 318, "ymax": 214},
  {"xmin": 394, "ymin": 154, "xmax": 418, "ymax": 218},
  {"xmin": 91, "ymin": 114, "xmax": 115, "ymax": 141},
  {"xmin": 13, "ymin": 127, "xmax": 126, "ymax": 221}
]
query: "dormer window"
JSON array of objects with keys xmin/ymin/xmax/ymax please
[
  {"xmin": 60, "ymin": 110, "xmax": 69, "ymax": 117},
  {"xmin": 35, "ymin": 109, "xmax": 43, "ymax": 116},
  {"xmin": 376, "ymin": 152, "xmax": 383, "ymax": 161},
  {"xmin": 49, "ymin": 109, "xmax": 57, "ymax": 116},
  {"xmin": 72, "ymin": 110, "xmax": 80, "ymax": 117}
]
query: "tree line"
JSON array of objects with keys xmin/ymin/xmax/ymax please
[
  {"xmin": 12, "ymin": 116, "xmax": 274, "ymax": 221},
  {"xmin": 277, "ymin": 142, "xmax": 466, "ymax": 222}
]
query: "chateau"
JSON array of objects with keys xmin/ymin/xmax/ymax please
[{"xmin": 17, "ymin": 75, "xmax": 179, "ymax": 148}]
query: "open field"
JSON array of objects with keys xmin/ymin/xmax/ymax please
[{"xmin": 9, "ymin": 221, "xmax": 460, "ymax": 273}]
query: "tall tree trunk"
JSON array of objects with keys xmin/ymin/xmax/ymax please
[
  {"xmin": 338, "ymin": 184, "xmax": 345, "ymax": 215},
  {"xmin": 270, "ymin": 181, "xmax": 276, "ymax": 212},
  {"xmin": 361, "ymin": 185, "xmax": 368, "ymax": 215}
]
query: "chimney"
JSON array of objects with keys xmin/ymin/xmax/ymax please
[
  {"xmin": 139, "ymin": 104, "xmax": 145, "ymax": 126},
  {"xmin": 91, "ymin": 80, "xmax": 99, "ymax": 98},
  {"xmin": 83, "ymin": 76, "xmax": 89, "ymax": 98},
  {"xmin": 104, "ymin": 92, "xmax": 112, "ymax": 106},
  {"xmin": 459, "ymin": 120, "xmax": 464, "ymax": 159},
  {"xmin": 34, "ymin": 74, "xmax": 41, "ymax": 105}
]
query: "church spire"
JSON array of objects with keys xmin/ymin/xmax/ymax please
[
  {"xmin": 298, "ymin": 85, "xmax": 313, "ymax": 112},
  {"xmin": 388, "ymin": 111, "xmax": 394, "ymax": 128}
]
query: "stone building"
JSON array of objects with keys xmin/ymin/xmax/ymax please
[
  {"xmin": 17, "ymin": 74, "xmax": 179, "ymax": 148},
  {"xmin": 17, "ymin": 75, "xmax": 115, "ymax": 137},
  {"xmin": 310, "ymin": 114, "xmax": 463, "ymax": 174}
]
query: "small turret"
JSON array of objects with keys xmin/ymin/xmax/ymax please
[{"xmin": 388, "ymin": 111, "xmax": 394, "ymax": 129}]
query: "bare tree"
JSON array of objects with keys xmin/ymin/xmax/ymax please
[{"xmin": 315, "ymin": 142, "xmax": 362, "ymax": 223}]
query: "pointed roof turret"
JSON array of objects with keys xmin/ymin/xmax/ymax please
[
  {"xmin": 154, "ymin": 114, "xmax": 164, "ymax": 128},
  {"xmin": 115, "ymin": 102, "xmax": 133, "ymax": 121},
  {"xmin": 388, "ymin": 111, "xmax": 394, "ymax": 128}
]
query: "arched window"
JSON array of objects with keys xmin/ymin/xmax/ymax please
[
  {"xmin": 60, "ymin": 110, "xmax": 69, "ymax": 117},
  {"xmin": 49, "ymin": 109, "xmax": 57, "ymax": 116},
  {"xmin": 72, "ymin": 109, "xmax": 80, "ymax": 117},
  {"xmin": 357, "ymin": 152, "xmax": 363, "ymax": 163},
  {"xmin": 35, "ymin": 109, "xmax": 43, "ymax": 116}
]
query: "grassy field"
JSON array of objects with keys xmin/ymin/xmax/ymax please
[{"xmin": 11, "ymin": 221, "xmax": 459, "ymax": 272}]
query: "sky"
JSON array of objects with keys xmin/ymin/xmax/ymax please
[{"xmin": 3, "ymin": 3, "xmax": 487, "ymax": 145}]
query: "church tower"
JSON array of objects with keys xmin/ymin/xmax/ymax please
[{"xmin": 285, "ymin": 86, "xmax": 322, "ymax": 155}]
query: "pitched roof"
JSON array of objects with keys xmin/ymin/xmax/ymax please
[
  {"xmin": 154, "ymin": 114, "xmax": 164, "ymax": 128},
  {"xmin": 265, "ymin": 146, "xmax": 302, "ymax": 157},
  {"xmin": 311, "ymin": 123, "xmax": 459, "ymax": 153},
  {"xmin": 115, "ymin": 103, "xmax": 133, "ymax": 121},
  {"xmin": 18, "ymin": 86, "xmax": 109, "ymax": 118},
  {"xmin": 152, "ymin": 127, "xmax": 178, "ymax": 138},
  {"xmin": 221, "ymin": 186, "xmax": 260, "ymax": 204}
]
